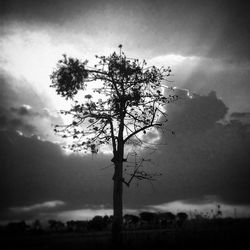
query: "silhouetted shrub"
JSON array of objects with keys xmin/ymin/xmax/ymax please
[
  {"xmin": 176, "ymin": 212, "xmax": 188, "ymax": 227},
  {"xmin": 158, "ymin": 212, "xmax": 176, "ymax": 228},
  {"xmin": 87, "ymin": 216, "xmax": 104, "ymax": 231}
]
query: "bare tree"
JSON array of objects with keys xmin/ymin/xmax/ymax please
[{"xmin": 50, "ymin": 45, "xmax": 177, "ymax": 243}]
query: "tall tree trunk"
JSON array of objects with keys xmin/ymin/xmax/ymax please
[
  {"xmin": 112, "ymin": 108, "xmax": 125, "ymax": 246},
  {"xmin": 112, "ymin": 160, "xmax": 123, "ymax": 246}
]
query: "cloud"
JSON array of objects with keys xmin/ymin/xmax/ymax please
[
  {"xmin": 2, "ymin": 0, "xmax": 250, "ymax": 63},
  {"xmin": 0, "ymin": 114, "xmax": 7, "ymax": 127},
  {"xmin": 10, "ymin": 104, "xmax": 60, "ymax": 119},
  {"xmin": 0, "ymin": 129, "xmax": 113, "ymax": 221},
  {"xmin": 11, "ymin": 104, "xmax": 32, "ymax": 116},
  {"xmin": 0, "ymin": 69, "xmax": 63, "ymax": 139},
  {"xmin": 0, "ymin": 104, "xmax": 40, "ymax": 135},
  {"xmin": 56, "ymin": 208, "xmax": 113, "ymax": 221},
  {"xmin": 149, "ymin": 52, "xmax": 250, "ymax": 116},
  {"xmin": 162, "ymin": 55, "xmax": 250, "ymax": 113},
  {"xmin": 0, "ymin": 111, "xmax": 36, "ymax": 135},
  {"xmin": 206, "ymin": 0, "xmax": 250, "ymax": 62},
  {"xmin": 125, "ymin": 90, "xmax": 250, "ymax": 207},
  {"xmin": 0, "ymin": 69, "xmax": 44, "ymax": 110},
  {"xmin": 148, "ymin": 200, "xmax": 250, "ymax": 218},
  {"xmin": 8, "ymin": 118, "xmax": 36, "ymax": 134},
  {"xmin": 0, "ymin": 90, "xmax": 249, "ymax": 222},
  {"xmin": 1, "ymin": 3, "xmax": 249, "ymax": 130},
  {"xmin": 165, "ymin": 89, "xmax": 228, "ymax": 135},
  {"xmin": 41, "ymin": 108, "xmax": 60, "ymax": 119},
  {"xmin": 10, "ymin": 200, "xmax": 65, "ymax": 213},
  {"xmin": 152, "ymin": 92, "xmax": 250, "ymax": 204},
  {"xmin": 231, "ymin": 112, "xmax": 250, "ymax": 119},
  {"xmin": 0, "ymin": 0, "xmax": 93, "ymax": 24},
  {"xmin": 230, "ymin": 112, "xmax": 250, "ymax": 125},
  {"xmin": 56, "ymin": 207, "xmax": 137, "ymax": 221}
]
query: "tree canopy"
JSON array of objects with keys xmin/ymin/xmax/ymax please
[{"xmin": 50, "ymin": 46, "xmax": 177, "ymax": 157}]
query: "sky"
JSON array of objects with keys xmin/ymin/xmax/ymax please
[{"xmin": 0, "ymin": 0, "xmax": 250, "ymax": 222}]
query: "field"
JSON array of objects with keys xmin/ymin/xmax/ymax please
[{"xmin": 1, "ymin": 218, "xmax": 250, "ymax": 249}]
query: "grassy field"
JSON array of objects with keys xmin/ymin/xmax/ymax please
[{"xmin": 1, "ymin": 219, "xmax": 250, "ymax": 249}]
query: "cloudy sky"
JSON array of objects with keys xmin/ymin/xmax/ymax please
[{"xmin": 1, "ymin": 0, "xmax": 250, "ymax": 222}]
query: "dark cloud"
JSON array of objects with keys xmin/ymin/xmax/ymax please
[
  {"xmin": 1, "ymin": 0, "xmax": 249, "ymax": 62},
  {"xmin": 229, "ymin": 112, "xmax": 250, "ymax": 126},
  {"xmin": 11, "ymin": 104, "xmax": 32, "ymax": 116},
  {"xmin": 9, "ymin": 118, "xmax": 36, "ymax": 134},
  {"xmin": 231, "ymin": 112, "xmax": 250, "ymax": 119},
  {"xmin": 207, "ymin": 0, "xmax": 250, "ymax": 62},
  {"xmin": 0, "ymin": 114, "xmax": 7, "ymax": 128},
  {"xmin": 120, "ymin": 0, "xmax": 250, "ymax": 62},
  {"xmin": 0, "ymin": 104, "xmax": 61, "ymax": 137},
  {"xmin": 0, "ymin": 69, "xmax": 62, "ymax": 138},
  {"xmin": 0, "ymin": 0, "xmax": 85, "ymax": 23},
  {"xmin": 0, "ymin": 69, "xmax": 44, "ymax": 110},
  {"xmin": 10, "ymin": 104, "xmax": 58, "ymax": 119},
  {"xmin": 125, "ymin": 91, "xmax": 250, "ymax": 207},
  {"xmin": 0, "ymin": 90, "xmax": 249, "ymax": 222},
  {"xmin": 0, "ymin": 108, "xmax": 36, "ymax": 135},
  {"xmin": 176, "ymin": 59, "xmax": 250, "ymax": 113},
  {"xmin": 0, "ymin": 130, "xmax": 113, "ymax": 221},
  {"xmin": 230, "ymin": 112, "xmax": 250, "ymax": 125},
  {"xmin": 0, "ymin": 105, "xmax": 37, "ymax": 136},
  {"xmin": 166, "ymin": 90, "xmax": 228, "ymax": 135}
]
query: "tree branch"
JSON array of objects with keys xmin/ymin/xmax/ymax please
[
  {"xmin": 109, "ymin": 118, "xmax": 117, "ymax": 154},
  {"xmin": 123, "ymin": 123, "xmax": 162, "ymax": 144}
]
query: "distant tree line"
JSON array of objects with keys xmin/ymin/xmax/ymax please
[
  {"xmin": 1, "ymin": 206, "xmax": 233, "ymax": 234},
  {"xmin": 0, "ymin": 211, "xmax": 189, "ymax": 234}
]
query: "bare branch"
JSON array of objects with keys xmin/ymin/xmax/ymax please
[{"xmin": 124, "ymin": 123, "xmax": 162, "ymax": 144}]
